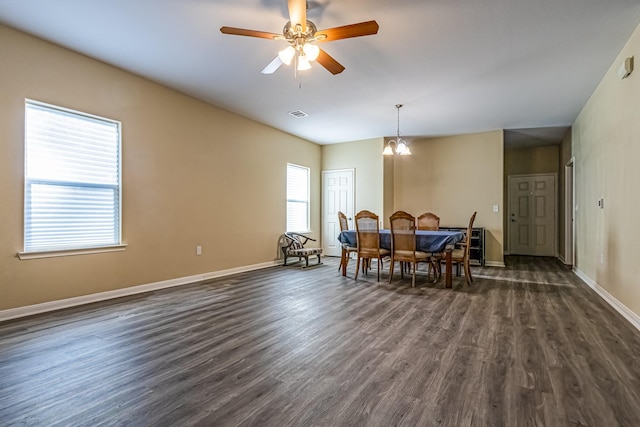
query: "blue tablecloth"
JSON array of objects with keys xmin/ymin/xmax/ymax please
[{"xmin": 338, "ymin": 229, "xmax": 464, "ymax": 253}]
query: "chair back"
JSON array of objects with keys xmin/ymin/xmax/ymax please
[
  {"xmin": 390, "ymin": 211, "xmax": 417, "ymax": 261},
  {"xmin": 417, "ymin": 212, "xmax": 440, "ymax": 230},
  {"xmin": 355, "ymin": 210, "xmax": 382, "ymax": 258},
  {"xmin": 338, "ymin": 211, "xmax": 349, "ymax": 232},
  {"xmin": 462, "ymin": 211, "xmax": 477, "ymax": 257},
  {"xmin": 283, "ymin": 232, "xmax": 304, "ymax": 250}
]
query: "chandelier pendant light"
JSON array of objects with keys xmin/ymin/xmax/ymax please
[{"xmin": 383, "ymin": 104, "xmax": 412, "ymax": 156}]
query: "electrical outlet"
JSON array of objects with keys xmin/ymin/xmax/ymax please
[{"xmin": 196, "ymin": 245, "xmax": 202, "ymax": 256}]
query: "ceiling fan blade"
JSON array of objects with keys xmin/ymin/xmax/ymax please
[
  {"xmin": 220, "ymin": 26, "xmax": 281, "ymax": 40},
  {"xmin": 261, "ymin": 56, "xmax": 284, "ymax": 74},
  {"xmin": 316, "ymin": 20, "xmax": 379, "ymax": 42},
  {"xmin": 316, "ymin": 49, "xmax": 345, "ymax": 75},
  {"xmin": 288, "ymin": 0, "xmax": 307, "ymax": 32}
]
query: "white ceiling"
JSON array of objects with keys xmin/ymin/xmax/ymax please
[{"xmin": 1, "ymin": 0, "xmax": 640, "ymax": 145}]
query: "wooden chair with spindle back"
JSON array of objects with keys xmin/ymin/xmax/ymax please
[
  {"xmin": 450, "ymin": 211, "xmax": 477, "ymax": 285},
  {"xmin": 338, "ymin": 211, "xmax": 358, "ymax": 275},
  {"xmin": 354, "ymin": 210, "xmax": 390, "ymax": 282},
  {"xmin": 389, "ymin": 211, "xmax": 430, "ymax": 287},
  {"xmin": 417, "ymin": 211, "xmax": 441, "ymax": 279},
  {"xmin": 417, "ymin": 212, "xmax": 440, "ymax": 231}
]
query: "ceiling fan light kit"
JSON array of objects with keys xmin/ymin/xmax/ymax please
[
  {"xmin": 278, "ymin": 46, "xmax": 295, "ymax": 65},
  {"xmin": 303, "ymin": 43, "xmax": 320, "ymax": 61},
  {"xmin": 276, "ymin": 20, "xmax": 322, "ymax": 70},
  {"xmin": 220, "ymin": 0, "xmax": 378, "ymax": 76},
  {"xmin": 297, "ymin": 54, "xmax": 312, "ymax": 71}
]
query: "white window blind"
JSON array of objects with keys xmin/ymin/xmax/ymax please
[
  {"xmin": 24, "ymin": 101, "xmax": 121, "ymax": 252},
  {"xmin": 286, "ymin": 163, "xmax": 310, "ymax": 232}
]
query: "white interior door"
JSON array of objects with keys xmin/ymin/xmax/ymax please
[
  {"xmin": 508, "ymin": 174, "xmax": 556, "ymax": 256},
  {"xmin": 322, "ymin": 169, "xmax": 354, "ymax": 257}
]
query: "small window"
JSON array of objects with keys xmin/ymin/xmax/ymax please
[
  {"xmin": 286, "ymin": 163, "xmax": 310, "ymax": 232},
  {"xmin": 23, "ymin": 100, "xmax": 121, "ymax": 253}
]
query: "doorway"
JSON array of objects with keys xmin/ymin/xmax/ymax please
[
  {"xmin": 508, "ymin": 174, "xmax": 557, "ymax": 256},
  {"xmin": 322, "ymin": 169, "xmax": 354, "ymax": 257}
]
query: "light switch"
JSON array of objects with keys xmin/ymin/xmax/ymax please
[{"xmin": 492, "ymin": 204, "xmax": 499, "ymax": 213}]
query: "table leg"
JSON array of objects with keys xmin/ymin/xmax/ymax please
[{"xmin": 445, "ymin": 249, "xmax": 453, "ymax": 288}]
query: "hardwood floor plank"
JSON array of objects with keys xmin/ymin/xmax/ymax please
[{"xmin": 2, "ymin": 256, "xmax": 640, "ymax": 426}]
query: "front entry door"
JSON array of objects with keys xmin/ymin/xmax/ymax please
[
  {"xmin": 322, "ymin": 169, "xmax": 354, "ymax": 257},
  {"xmin": 508, "ymin": 174, "xmax": 556, "ymax": 256}
]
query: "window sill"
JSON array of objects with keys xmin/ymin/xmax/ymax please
[{"xmin": 17, "ymin": 244, "xmax": 128, "ymax": 260}]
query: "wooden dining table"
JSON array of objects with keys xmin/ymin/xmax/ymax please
[{"xmin": 337, "ymin": 229, "xmax": 464, "ymax": 287}]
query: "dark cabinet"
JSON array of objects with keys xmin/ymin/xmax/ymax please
[{"xmin": 439, "ymin": 226, "xmax": 485, "ymax": 266}]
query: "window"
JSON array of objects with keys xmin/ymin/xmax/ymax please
[
  {"xmin": 23, "ymin": 100, "xmax": 121, "ymax": 254},
  {"xmin": 286, "ymin": 163, "xmax": 310, "ymax": 232}
]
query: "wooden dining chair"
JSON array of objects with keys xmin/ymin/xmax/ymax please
[
  {"xmin": 450, "ymin": 211, "xmax": 477, "ymax": 285},
  {"xmin": 417, "ymin": 211, "xmax": 441, "ymax": 278},
  {"xmin": 417, "ymin": 212, "xmax": 440, "ymax": 230},
  {"xmin": 338, "ymin": 211, "xmax": 357, "ymax": 275},
  {"xmin": 389, "ymin": 211, "xmax": 430, "ymax": 287},
  {"xmin": 354, "ymin": 210, "xmax": 390, "ymax": 282}
]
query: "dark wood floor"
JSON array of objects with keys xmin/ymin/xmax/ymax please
[{"xmin": 2, "ymin": 256, "xmax": 640, "ymax": 426}]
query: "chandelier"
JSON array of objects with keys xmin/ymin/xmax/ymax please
[{"xmin": 382, "ymin": 104, "xmax": 412, "ymax": 156}]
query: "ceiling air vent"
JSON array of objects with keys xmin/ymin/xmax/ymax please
[{"xmin": 288, "ymin": 110, "xmax": 308, "ymax": 118}]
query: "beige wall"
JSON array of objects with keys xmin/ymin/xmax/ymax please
[
  {"xmin": 321, "ymin": 138, "xmax": 385, "ymax": 217},
  {"xmin": 390, "ymin": 131, "xmax": 505, "ymax": 266},
  {"xmin": 504, "ymin": 145, "xmax": 560, "ymax": 176},
  {"xmin": 0, "ymin": 25, "xmax": 321, "ymax": 311},
  {"xmin": 572, "ymin": 22, "xmax": 640, "ymax": 318}
]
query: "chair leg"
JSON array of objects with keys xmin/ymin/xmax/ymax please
[
  {"xmin": 340, "ymin": 249, "xmax": 350, "ymax": 274},
  {"xmin": 463, "ymin": 258, "xmax": 473, "ymax": 285},
  {"xmin": 376, "ymin": 256, "xmax": 381, "ymax": 282},
  {"xmin": 389, "ymin": 259, "xmax": 395, "ymax": 283},
  {"xmin": 411, "ymin": 262, "xmax": 416, "ymax": 288}
]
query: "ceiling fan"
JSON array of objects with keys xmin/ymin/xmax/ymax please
[{"xmin": 220, "ymin": 0, "xmax": 379, "ymax": 75}]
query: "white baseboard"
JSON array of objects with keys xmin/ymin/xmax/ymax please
[
  {"xmin": 558, "ymin": 254, "xmax": 573, "ymax": 265},
  {"xmin": 574, "ymin": 268, "xmax": 640, "ymax": 332},
  {"xmin": 484, "ymin": 261, "xmax": 506, "ymax": 268},
  {"xmin": 0, "ymin": 260, "xmax": 280, "ymax": 323}
]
